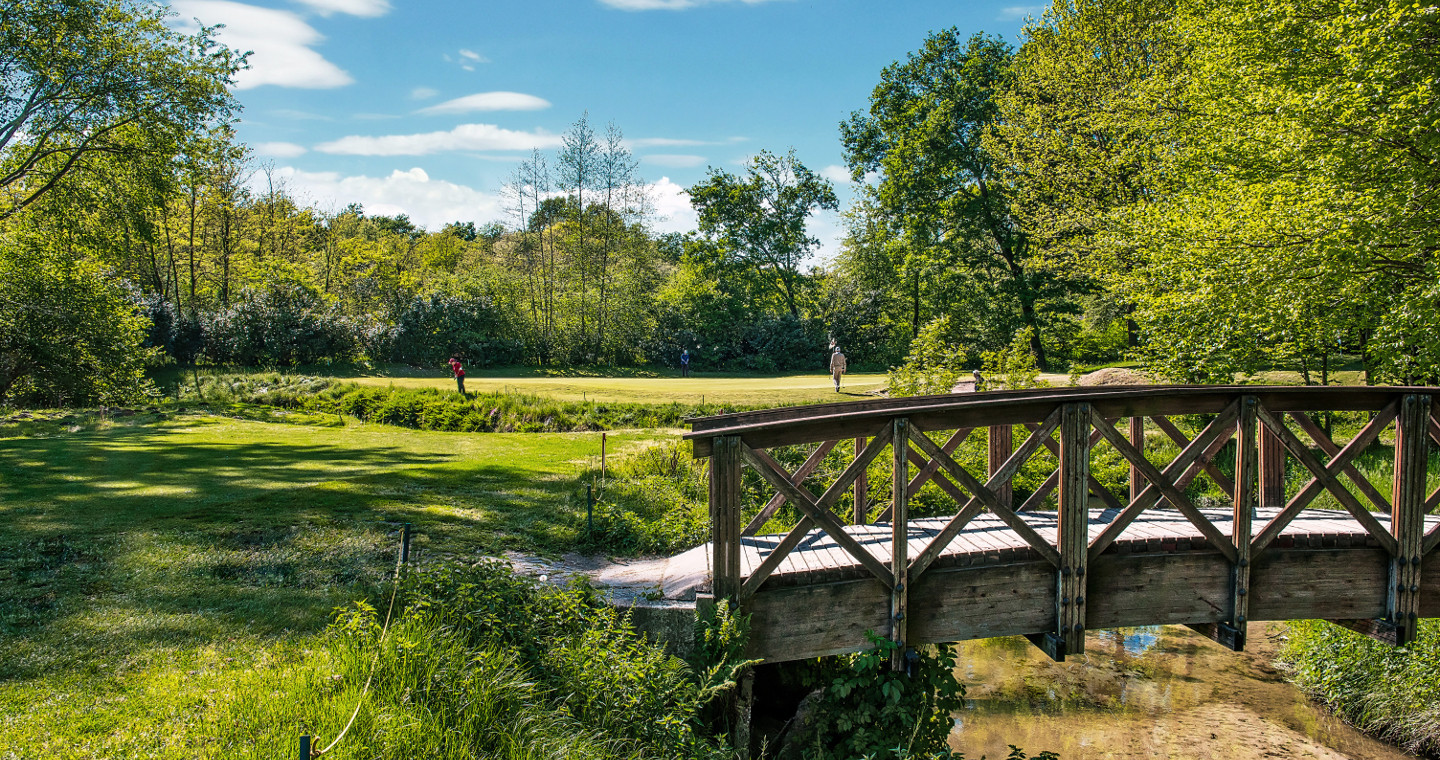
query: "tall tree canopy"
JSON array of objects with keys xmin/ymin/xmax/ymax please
[
  {"xmin": 0, "ymin": 0, "xmax": 242, "ymax": 220},
  {"xmin": 842, "ymin": 30, "xmax": 1081, "ymax": 368},
  {"xmin": 997, "ymin": 0, "xmax": 1440, "ymax": 383},
  {"xmin": 687, "ymin": 149, "xmax": 837, "ymax": 319}
]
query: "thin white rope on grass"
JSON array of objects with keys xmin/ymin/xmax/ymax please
[{"xmin": 313, "ymin": 535, "xmax": 407, "ymax": 757}]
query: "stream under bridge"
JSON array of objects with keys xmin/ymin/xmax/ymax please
[{"xmin": 677, "ymin": 385, "xmax": 1440, "ymax": 664}]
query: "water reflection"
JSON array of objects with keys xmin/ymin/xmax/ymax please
[{"xmin": 950, "ymin": 623, "xmax": 1412, "ymax": 760}]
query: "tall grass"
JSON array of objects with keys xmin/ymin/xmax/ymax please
[{"xmin": 1280, "ymin": 620, "xmax": 1440, "ymax": 756}]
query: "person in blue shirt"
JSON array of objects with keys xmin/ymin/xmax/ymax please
[{"xmin": 680, "ymin": 348, "xmax": 691, "ymax": 378}]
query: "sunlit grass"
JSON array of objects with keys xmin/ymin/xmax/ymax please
[{"xmin": 0, "ymin": 412, "xmax": 674, "ymax": 758}]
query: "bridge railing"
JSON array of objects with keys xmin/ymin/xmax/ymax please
[{"xmin": 685, "ymin": 385, "xmax": 1440, "ymax": 662}]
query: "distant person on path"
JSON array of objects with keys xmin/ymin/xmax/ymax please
[
  {"xmin": 448, "ymin": 355, "xmax": 466, "ymax": 394},
  {"xmin": 972, "ymin": 369, "xmax": 985, "ymax": 392},
  {"xmin": 680, "ymin": 348, "xmax": 691, "ymax": 378},
  {"xmin": 830, "ymin": 347, "xmax": 847, "ymax": 392}
]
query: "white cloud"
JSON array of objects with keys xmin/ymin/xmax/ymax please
[
  {"xmin": 644, "ymin": 154, "xmax": 706, "ymax": 168},
  {"xmin": 600, "ymin": 0, "xmax": 788, "ymax": 9},
  {"xmin": 648, "ymin": 177, "xmax": 697, "ymax": 234},
  {"xmin": 999, "ymin": 5, "xmax": 1045, "ymax": 19},
  {"xmin": 268, "ymin": 168, "xmax": 702, "ymax": 235},
  {"xmin": 253, "ymin": 141, "xmax": 307, "ymax": 158},
  {"xmin": 410, "ymin": 86, "xmax": 439, "ymax": 100},
  {"xmin": 819, "ymin": 164, "xmax": 853, "ymax": 185},
  {"xmin": 417, "ymin": 92, "xmax": 552, "ymax": 115},
  {"xmin": 315, "ymin": 123, "xmax": 563, "ymax": 156},
  {"xmin": 459, "ymin": 49, "xmax": 488, "ymax": 63},
  {"xmin": 274, "ymin": 167, "xmax": 508, "ymax": 229},
  {"xmin": 291, "ymin": 0, "xmax": 390, "ymax": 16},
  {"xmin": 171, "ymin": 1, "xmax": 352, "ymax": 90}
]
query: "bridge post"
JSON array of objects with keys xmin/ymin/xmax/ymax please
[
  {"xmin": 1129, "ymin": 416, "xmax": 1145, "ymax": 504},
  {"xmin": 989, "ymin": 425, "xmax": 1013, "ymax": 510},
  {"xmin": 1057, "ymin": 402, "xmax": 1090, "ymax": 657},
  {"xmin": 1227, "ymin": 396, "xmax": 1257, "ymax": 649},
  {"xmin": 891, "ymin": 418, "xmax": 910, "ymax": 671},
  {"xmin": 1390, "ymin": 394, "xmax": 1430, "ymax": 646},
  {"xmin": 1259, "ymin": 423, "xmax": 1286, "ymax": 509},
  {"xmin": 710, "ymin": 435, "xmax": 743, "ymax": 600},
  {"xmin": 854, "ymin": 436, "xmax": 868, "ymax": 524}
]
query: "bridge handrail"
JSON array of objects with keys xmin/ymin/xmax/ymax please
[{"xmin": 686, "ymin": 385, "xmax": 1432, "ymax": 456}]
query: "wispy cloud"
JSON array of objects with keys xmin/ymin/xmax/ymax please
[
  {"xmin": 315, "ymin": 123, "xmax": 563, "ymax": 156},
  {"xmin": 417, "ymin": 92, "xmax": 552, "ymax": 115},
  {"xmin": 410, "ymin": 86, "xmax": 439, "ymax": 100},
  {"xmin": 600, "ymin": 0, "xmax": 789, "ymax": 10},
  {"xmin": 998, "ymin": 5, "xmax": 1045, "ymax": 19},
  {"xmin": 444, "ymin": 49, "xmax": 491, "ymax": 71},
  {"xmin": 629, "ymin": 136, "xmax": 745, "ymax": 148},
  {"xmin": 643, "ymin": 154, "xmax": 706, "ymax": 168},
  {"xmin": 271, "ymin": 108, "xmax": 333, "ymax": 121},
  {"xmin": 290, "ymin": 0, "xmax": 390, "ymax": 17},
  {"xmin": 171, "ymin": 1, "xmax": 352, "ymax": 90},
  {"xmin": 253, "ymin": 141, "xmax": 308, "ymax": 158}
]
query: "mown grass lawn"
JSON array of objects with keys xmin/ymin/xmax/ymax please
[
  {"xmin": 166, "ymin": 364, "xmax": 893, "ymax": 406},
  {"xmin": 0, "ymin": 411, "xmax": 666, "ymax": 758}
]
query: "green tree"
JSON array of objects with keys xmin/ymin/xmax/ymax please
[
  {"xmin": 843, "ymin": 30, "xmax": 1080, "ymax": 369},
  {"xmin": 0, "ymin": 0, "xmax": 242, "ymax": 220},
  {"xmin": 0, "ymin": 219, "xmax": 152, "ymax": 405},
  {"xmin": 687, "ymin": 149, "xmax": 837, "ymax": 319}
]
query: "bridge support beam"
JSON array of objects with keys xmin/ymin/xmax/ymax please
[
  {"xmin": 710, "ymin": 435, "xmax": 743, "ymax": 600},
  {"xmin": 854, "ymin": 436, "xmax": 868, "ymax": 523},
  {"xmin": 1389, "ymin": 394, "xmax": 1430, "ymax": 646},
  {"xmin": 1259, "ymin": 423, "xmax": 1286, "ymax": 510},
  {"xmin": 989, "ymin": 425, "xmax": 1013, "ymax": 511},
  {"xmin": 1187, "ymin": 397, "xmax": 1258, "ymax": 652},
  {"xmin": 1031, "ymin": 402, "xmax": 1091, "ymax": 662},
  {"xmin": 891, "ymin": 418, "xmax": 910, "ymax": 671}
]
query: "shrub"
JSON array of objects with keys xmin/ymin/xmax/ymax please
[
  {"xmin": 202, "ymin": 284, "xmax": 357, "ymax": 367},
  {"xmin": 388, "ymin": 290, "xmax": 525, "ymax": 368},
  {"xmin": 888, "ymin": 317, "xmax": 969, "ymax": 397},
  {"xmin": 785, "ymin": 634, "xmax": 968, "ymax": 760}
]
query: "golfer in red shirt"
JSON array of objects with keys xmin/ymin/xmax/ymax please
[{"xmin": 448, "ymin": 355, "xmax": 465, "ymax": 394}]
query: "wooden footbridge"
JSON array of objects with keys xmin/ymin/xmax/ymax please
[{"xmin": 683, "ymin": 386, "xmax": 1440, "ymax": 665}]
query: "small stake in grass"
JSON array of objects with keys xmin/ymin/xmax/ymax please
[
  {"xmin": 601, "ymin": 432, "xmax": 607, "ymax": 490},
  {"xmin": 299, "ymin": 735, "xmax": 310, "ymax": 760},
  {"xmin": 401, "ymin": 523, "xmax": 412, "ymax": 564}
]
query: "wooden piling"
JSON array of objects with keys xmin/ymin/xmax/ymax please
[{"xmin": 1390, "ymin": 394, "xmax": 1430, "ymax": 646}]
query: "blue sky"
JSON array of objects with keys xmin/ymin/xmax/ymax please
[{"xmin": 169, "ymin": 0, "xmax": 1042, "ymax": 255}]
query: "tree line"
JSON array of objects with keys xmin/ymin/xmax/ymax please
[
  {"xmin": 2, "ymin": 0, "xmax": 1433, "ymax": 406},
  {"xmin": 844, "ymin": 0, "xmax": 1438, "ymax": 387}
]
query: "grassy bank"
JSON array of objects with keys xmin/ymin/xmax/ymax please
[
  {"xmin": 157, "ymin": 364, "xmax": 890, "ymax": 407},
  {"xmin": 1280, "ymin": 621, "xmax": 1440, "ymax": 756},
  {"xmin": 0, "ymin": 410, "xmax": 724, "ymax": 757}
]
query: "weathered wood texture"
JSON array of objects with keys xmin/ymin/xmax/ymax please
[
  {"xmin": 1057, "ymin": 403, "xmax": 1091, "ymax": 655},
  {"xmin": 890, "ymin": 417, "xmax": 910, "ymax": 667},
  {"xmin": 709, "ymin": 436, "xmax": 743, "ymax": 599},
  {"xmin": 1390, "ymin": 394, "xmax": 1431, "ymax": 645}
]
